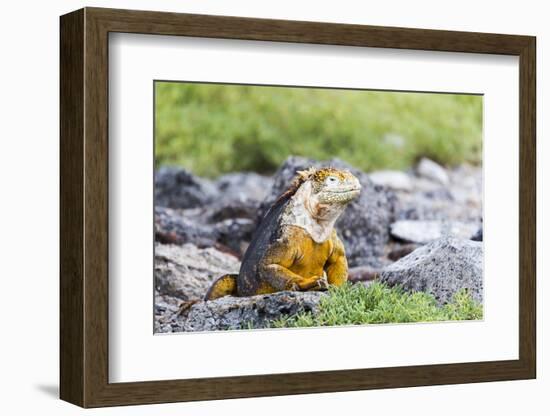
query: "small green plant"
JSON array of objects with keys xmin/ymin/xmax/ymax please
[{"xmin": 271, "ymin": 282, "xmax": 482, "ymax": 328}]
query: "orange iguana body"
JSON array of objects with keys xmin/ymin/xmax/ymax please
[{"xmin": 205, "ymin": 167, "xmax": 361, "ymax": 300}]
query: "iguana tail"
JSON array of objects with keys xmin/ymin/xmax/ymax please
[{"xmin": 204, "ymin": 274, "xmax": 238, "ymax": 300}]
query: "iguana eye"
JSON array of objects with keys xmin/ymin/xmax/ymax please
[{"xmin": 325, "ymin": 176, "xmax": 339, "ymax": 185}]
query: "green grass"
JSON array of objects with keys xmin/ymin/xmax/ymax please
[
  {"xmin": 270, "ymin": 282, "xmax": 482, "ymax": 328},
  {"xmin": 155, "ymin": 82, "xmax": 483, "ymax": 178}
]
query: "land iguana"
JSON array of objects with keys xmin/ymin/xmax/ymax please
[{"xmin": 205, "ymin": 167, "xmax": 361, "ymax": 300}]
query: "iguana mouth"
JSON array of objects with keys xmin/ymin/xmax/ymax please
[
  {"xmin": 319, "ymin": 187, "xmax": 361, "ymax": 203},
  {"xmin": 329, "ymin": 187, "xmax": 361, "ymax": 194}
]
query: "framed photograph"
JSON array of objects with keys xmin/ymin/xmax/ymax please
[{"xmin": 60, "ymin": 7, "xmax": 536, "ymax": 408}]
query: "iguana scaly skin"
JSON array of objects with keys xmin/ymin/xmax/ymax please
[{"xmin": 205, "ymin": 167, "xmax": 361, "ymax": 300}]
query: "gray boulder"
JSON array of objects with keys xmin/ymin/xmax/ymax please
[
  {"xmin": 155, "ymin": 167, "xmax": 218, "ymax": 209},
  {"xmin": 154, "ymin": 243, "xmax": 240, "ymax": 301},
  {"xmin": 390, "ymin": 220, "xmax": 480, "ymax": 244},
  {"xmin": 215, "ymin": 172, "xmax": 273, "ymax": 204},
  {"xmin": 369, "ymin": 170, "xmax": 413, "ymax": 191},
  {"xmin": 380, "ymin": 237, "xmax": 483, "ymax": 305},
  {"xmin": 416, "ymin": 158, "xmax": 449, "ymax": 185},
  {"xmin": 183, "ymin": 291, "xmax": 326, "ymax": 332},
  {"xmin": 258, "ymin": 156, "xmax": 396, "ymax": 267}
]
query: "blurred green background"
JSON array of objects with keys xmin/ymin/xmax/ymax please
[{"xmin": 155, "ymin": 82, "xmax": 482, "ymax": 178}]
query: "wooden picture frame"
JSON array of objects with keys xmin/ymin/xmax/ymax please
[{"xmin": 60, "ymin": 7, "xmax": 536, "ymax": 408}]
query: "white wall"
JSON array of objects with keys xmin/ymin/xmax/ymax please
[{"xmin": 0, "ymin": 0, "xmax": 545, "ymax": 414}]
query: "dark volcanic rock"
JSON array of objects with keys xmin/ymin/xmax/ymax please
[
  {"xmin": 154, "ymin": 169, "xmax": 267, "ymax": 256},
  {"xmin": 214, "ymin": 218, "xmax": 256, "ymax": 256},
  {"xmin": 380, "ymin": 237, "xmax": 483, "ymax": 305},
  {"xmin": 387, "ymin": 243, "xmax": 421, "ymax": 261},
  {"xmin": 155, "ymin": 167, "xmax": 218, "ymax": 209},
  {"xmin": 348, "ymin": 266, "xmax": 381, "ymax": 282},
  {"xmin": 206, "ymin": 199, "xmax": 260, "ymax": 223},
  {"xmin": 471, "ymin": 228, "xmax": 483, "ymax": 241},
  {"xmin": 258, "ymin": 156, "xmax": 396, "ymax": 268},
  {"xmin": 155, "ymin": 206, "xmax": 219, "ymax": 247},
  {"xmin": 182, "ymin": 291, "xmax": 326, "ymax": 332},
  {"xmin": 155, "ymin": 202, "xmax": 256, "ymax": 258}
]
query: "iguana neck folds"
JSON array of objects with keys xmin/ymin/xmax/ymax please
[{"xmin": 280, "ymin": 180, "xmax": 348, "ymax": 243}]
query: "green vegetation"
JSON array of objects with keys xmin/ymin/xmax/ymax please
[
  {"xmin": 271, "ymin": 282, "xmax": 482, "ymax": 328},
  {"xmin": 155, "ymin": 82, "xmax": 482, "ymax": 177}
]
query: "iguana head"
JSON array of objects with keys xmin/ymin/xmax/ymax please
[
  {"xmin": 294, "ymin": 166, "xmax": 361, "ymax": 204},
  {"xmin": 279, "ymin": 166, "xmax": 361, "ymax": 242}
]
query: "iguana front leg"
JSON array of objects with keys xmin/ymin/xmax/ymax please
[
  {"xmin": 325, "ymin": 233, "xmax": 348, "ymax": 287},
  {"xmin": 263, "ymin": 264, "xmax": 325, "ymax": 291},
  {"xmin": 258, "ymin": 239, "xmax": 325, "ymax": 291}
]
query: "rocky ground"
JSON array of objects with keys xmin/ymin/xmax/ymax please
[{"xmin": 154, "ymin": 156, "xmax": 483, "ymax": 333}]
